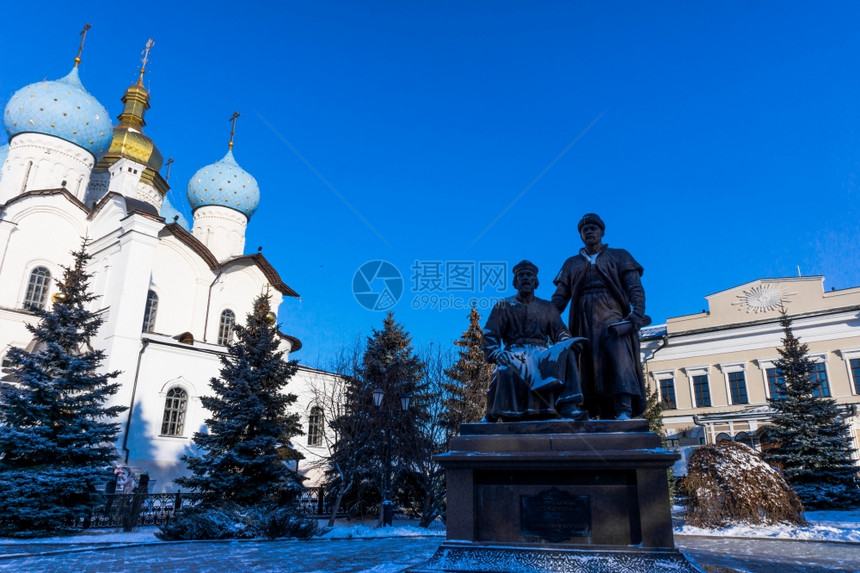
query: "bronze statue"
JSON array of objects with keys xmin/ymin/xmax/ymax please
[
  {"xmin": 551, "ymin": 214, "xmax": 648, "ymax": 420},
  {"xmin": 482, "ymin": 260, "xmax": 587, "ymax": 422}
]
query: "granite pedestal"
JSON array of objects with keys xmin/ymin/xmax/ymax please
[{"xmin": 409, "ymin": 420, "xmax": 702, "ymax": 573}]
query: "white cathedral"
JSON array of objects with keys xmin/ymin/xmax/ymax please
[{"xmin": 0, "ymin": 42, "xmax": 333, "ymax": 492}]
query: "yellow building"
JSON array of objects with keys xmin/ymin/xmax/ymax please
[{"xmin": 641, "ymin": 277, "xmax": 860, "ymax": 466}]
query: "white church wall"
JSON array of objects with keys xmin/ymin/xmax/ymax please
[
  {"xmin": 204, "ymin": 264, "xmax": 282, "ymax": 343},
  {"xmin": 0, "ymin": 309, "xmax": 38, "ymax": 361},
  {"xmin": 191, "ymin": 205, "xmax": 248, "ymax": 263},
  {"xmin": 289, "ymin": 366, "xmax": 339, "ymax": 487},
  {"xmin": 148, "ymin": 238, "xmax": 209, "ymax": 339},
  {"xmin": 87, "ymin": 194, "xmax": 132, "ymax": 240},
  {"xmin": 123, "ymin": 336, "xmax": 222, "ymax": 492},
  {"xmin": 94, "ymin": 214, "xmax": 163, "ymax": 428},
  {"xmin": 0, "ymin": 200, "xmax": 83, "ymax": 310},
  {"xmin": 0, "ymin": 134, "xmax": 94, "ymax": 203}
]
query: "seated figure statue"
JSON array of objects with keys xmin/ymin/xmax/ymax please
[{"xmin": 482, "ymin": 260, "xmax": 588, "ymax": 422}]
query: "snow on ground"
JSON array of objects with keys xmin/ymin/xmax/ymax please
[
  {"xmin": 0, "ymin": 510, "xmax": 857, "ymax": 545},
  {"xmin": 673, "ymin": 507, "xmax": 860, "ymax": 543}
]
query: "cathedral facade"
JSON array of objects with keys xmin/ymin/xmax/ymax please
[{"xmin": 0, "ymin": 41, "xmax": 332, "ymax": 492}]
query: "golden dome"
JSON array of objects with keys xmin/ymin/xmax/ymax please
[{"xmin": 102, "ymin": 79, "xmax": 163, "ymax": 171}]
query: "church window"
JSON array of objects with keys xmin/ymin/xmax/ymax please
[
  {"xmin": 21, "ymin": 161, "xmax": 32, "ymax": 193},
  {"xmin": 766, "ymin": 368, "xmax": 786, "ymax": 400},
  {"xmin": 658, "ymin": 377, "xmax": 677, "ymax": 409},
  {"xmin": 811, "ymin": 362, "xmax": 830, "ymax": 397},
  {"xmin": 692, "ymin": 375, "xmax": 711, "ymax": 407},
  {"xmin": 23, "ymin": 266, "xmax": 51, "ymax": 310},
  {"xmin": 728, "ymin": 371, "xmax": 748, "ymax": 404},
  {"xmin": 161, "ymin": 387, "xmax": 187, "ymax": 436},
  {"xmin": 307, "ymin": 406, "xmax": 324, "ymax": 447},
  {"xmin": 218, "ymin": 309, "xmax": 236, "ymax": 345},
  {"xmin": 142, "ymin": 290, "xmax": 158, "ymax": 333}
]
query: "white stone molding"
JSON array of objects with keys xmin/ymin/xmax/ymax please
[
  {"xmin": 0, "ymin": 133, "xmax": 94, "ymax": 203},
  {"xmin": 84, "ymin": 171, "xmax": 110, "ymax": 207},
  {"xmin": 15, "ymin": 258, "xmax": 61, "ymax": 309},
  {"xmin": 717, "ymin": 361, "xmax": 746, "ymax": 407},
  {"xmin": 158, "ymin": 376, "xmax": 198, "ymax": 397},
  {"xmin": 191, "ymin": 206, "xmax": 248, "ymax": 263},
  {"xmin": 681, "ymin": 365, "xmax": 709, "ymax": 406},
  {"xmin": 837, "ymin": 347, "xmax": 860, "ymax": 396},
  {"xmin": 135, "ymin": 181, "xmax": 163, "ymax": 211}
]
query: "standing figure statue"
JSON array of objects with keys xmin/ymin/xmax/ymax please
[
  {"xmin": 551, "ymin": 214, "xmax": 648, "ymax": 420},
  {"xmin": 482, "ymin": 260, "xmax": 587, "ymax": 422}
]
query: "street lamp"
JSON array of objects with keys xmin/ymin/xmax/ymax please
[{"xmin": 373, "ymin": 387, "xmax": 411, "ymax": 526}]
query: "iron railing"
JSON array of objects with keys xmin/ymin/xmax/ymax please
[
  {"xmin": 76, "ymin": 487, "xmax": 343, "ymax": 529},
  {"xmin": 78, "ymin": 492, "xmax": 204, "ymax": 529}
]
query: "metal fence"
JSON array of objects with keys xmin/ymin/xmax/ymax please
[
  {"xmin": 298, "ymin": 486, "xmax": 346, "ymax": 517},
  {"xmin": 78, "ymin": 492, "xmax": 204, "ymax": 529},
  {"xmin": 80, "ymin": 487, "xmax": 340, "ymax": 529}
]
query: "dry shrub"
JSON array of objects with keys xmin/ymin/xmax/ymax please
[{"xmin": 682, "ymin": 441, "xmax": 805, "ymax": 528}]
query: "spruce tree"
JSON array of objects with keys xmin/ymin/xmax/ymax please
[
  {"xmin": 763, "ymin": 310, "xmax": 859, "ymax": 509},
  {"xmin": 0, "ymin": 239, "xmax": 124, "ymax": 533},
  {"xmin": 328, "ymin": 313, "xmax": 427, "ymax": 519},
  {"xmin": 643, "ymin": 377, "xmax": 668, "ymax": 447},
  {"xmin": 176, "ymin": 294, "xmax": 303, "ymax": 506},
  {"xmin": 442, "ymin": 308, "xmax": 492, "ymax": 436},
  {"xmin": 643, "ymin": 376, "xmax": 675, "ymax": 499}
]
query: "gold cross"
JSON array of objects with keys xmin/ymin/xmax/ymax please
[
  {"xmin": 228, "ymin": 112, "xmax": 240, "ymax": 148},
  {"xmin": 139, "ymin": 38, "xmax": 155, "ymax": 83},
  {"xmin": 75, "ymin": 23, "xmax": 92, "ymax": 68}
]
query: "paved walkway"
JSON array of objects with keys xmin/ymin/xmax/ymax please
[{"xmin": 0, "ymin": 535, "xmax": 857, "ymax": 572}]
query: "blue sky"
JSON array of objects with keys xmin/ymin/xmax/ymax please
[{"xmin": 3, "ymin": 2, "xmax": 860, "ymax": 368}]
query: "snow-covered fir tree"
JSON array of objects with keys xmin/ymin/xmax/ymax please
[
  {"xmin": 763, "ymin": 310, "xmax": 859, "ymax": 509},
  {"xmin": 0, "ymin": 239, "xmax": 124, "ymax": 533},
  {"xmin": 442, "ymin": 308, "xmax": 492, "ymax": 436},
  {"xmin": 176, "ymin": 294, "xmax": 303, "ymax": 505}
]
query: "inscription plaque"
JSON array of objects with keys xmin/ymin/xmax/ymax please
[{"xmin": 520, "ymin": 488, "xmax": 591, "ymax": 543}]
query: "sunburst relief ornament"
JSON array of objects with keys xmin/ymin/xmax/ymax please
[{"xmin": 732, "ymin": 285, "xmax": 791, "ymax": 313}]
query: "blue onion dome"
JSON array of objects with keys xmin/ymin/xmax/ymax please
[
  {"xmin": 4, "ymin": 67, "xmax": 112, "ymax": 159},
  {"xmin": 186, "ymin": 148, "xmax": 260, "ymax": 219},
  {"xmin": 160, "ymin": 197, "xmax": 189, "ymax": 230}
]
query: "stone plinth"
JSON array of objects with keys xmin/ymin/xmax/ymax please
[{"xmin": 409, "ymin": 420, "xmax": 702, "ymax": 573}]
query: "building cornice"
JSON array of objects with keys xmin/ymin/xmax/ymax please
[
  {"xmin": 222, "ymin": 253, "xmax": 299, "ymax": 298},
  {"xmin": 2, "ymin": 187, "xmax": 89, "ymax": 214}
]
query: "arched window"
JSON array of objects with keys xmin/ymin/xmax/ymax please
[
  {"xmin": 218, "ymin": 309, "xmax": 236, "ymax": 345},
  {"xmin": 161, "ymin": 387, "xmax": 188, "ymax": 436},
  {"xmin": 307, "ymin": 406, "xmax": 324, "ymax": 447},
  {"xmin": 23, "ymin": 266, "xmax": 51, "ymax": 310},
  {"xmin": 142, "ymin": 290, "xmax": 158, "ymax": 333},
  {"xmin": 715, "ymin": 432, "xmax": 731, "ymax": 442},
  {"xmin": 735, "ymin": 431, "xmax": 753, "ymax": 448}
]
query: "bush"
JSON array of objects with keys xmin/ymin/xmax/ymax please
[
  {"xmin": 682, "ymin": 441, "xmax": 805, "ymax": 528},
  {"xmin": 249, "ymin": 505, "xmax": 318, "ymax": 540},
  {"xmin": 157, "ymin": 502, "xmax": 317, "ymax": 541}
]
